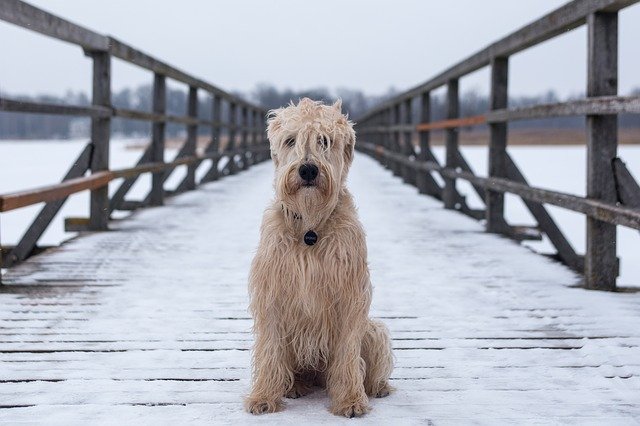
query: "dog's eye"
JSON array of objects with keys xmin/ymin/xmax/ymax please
[
  {"xmin": 285, "ymin": 138, "xmax": 295, "ymax": 148},
  {"xmin": 318, "ymin": 136, "xmax": 329, "ymax": 149}
]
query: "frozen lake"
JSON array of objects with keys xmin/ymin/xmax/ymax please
[{"xmin": 0, "ymin": 139, "xmax": 639, "ymax": 287}]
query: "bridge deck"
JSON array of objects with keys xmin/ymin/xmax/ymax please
[{"xmin": 1, "ymin": 153, "xmax": 639, "ymax": 424}]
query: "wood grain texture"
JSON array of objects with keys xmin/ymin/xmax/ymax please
[
  {"xmin": 88, "ymin": 51, "xmax": 111, "ymax": 231},
  {"xmin": 486, "ymin": 57, "xmax": 509, "ymax": 234},
  {"xmin": 357, "ymin": 0, "xmax": 639, "ymax": 122},
  {"xmin": 585, "ymin": 11, "xmax": 619, "ymax": 291},
  {"xmin": 443, "ymin": 79, "xmax": 459, "ymax": 210}
]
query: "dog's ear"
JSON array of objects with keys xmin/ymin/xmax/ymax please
[
  {"xmin": 266, "ymin": 109, "xmax": 282, "ymax": 166},
  {"xmin": 332, "ymin": 99, "xmax": 343, "ymax": 112},
  {"xmin": 343, "ymin": 123, "xmax": 355, "ymax": 166}
]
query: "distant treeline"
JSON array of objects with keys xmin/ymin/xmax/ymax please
[{"xmin": 1, "ymin": 84, "xmax": 638, "ymax": 139}]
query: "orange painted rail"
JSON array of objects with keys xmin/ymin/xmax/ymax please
[{"xmin": 415, "ymin": 115, "xmax": 486, "ymax": 131}]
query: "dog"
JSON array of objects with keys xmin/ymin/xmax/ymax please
[{"xmin": 244, "ymin": 98, "xmax": 393, "ymax": 418}]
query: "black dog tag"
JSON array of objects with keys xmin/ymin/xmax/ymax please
[{"xmin": 304, "ymin": 230, "xmax": 318, "ymax": 246}]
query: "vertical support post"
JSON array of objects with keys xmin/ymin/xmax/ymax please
[
  {"xmin": 486, "ymin": 57, "xmax": 509, "ymax": 233},
  {"xmin": 417, "ymin": 91, "xmax": 435, "ymax": 195},
  {"xmin": 253, "ymin": 109, "xmax": 269, "ymax": 163},
  {"xmin": 403, "ymin": 98, "xmax": 415, "ymax": 185},
  {"xmin": 374, "ymin": 112, "xmax": 383, "ymax": 164},
  {"xmin": 227, "ymin": 102, "xmax": 238, "ymax": 175},
  {"xmin": 392, "ymin": 103, "xmax": 402, "ymax": 176},
  {"xmin": 241, "ymin": 106, "xmax": 249, "ymax": 170},
  {"xmin": 443, "ymin": 79, "xmax": 459, "ymax": 209},
  {"xmin": 89, "ymin": 51, "xmax": 111, "ymax": 230},
  {"xmin": 201, "ymin": 95, "xmax": 221, "ymax": 183},
  {"xmin": 149, "ymin": 73, "xmax": 166, "ymax": 206},
  {"xmin": 585, "ymin": 11, "xmax": 618, "ymax": 291},
  {"xmin": 185, "ymin": 86, "xmax": 198, "ymax": 190},
  {"xmin": 251, "ymin": 109, "xmax": 258, "ymax": 163}
]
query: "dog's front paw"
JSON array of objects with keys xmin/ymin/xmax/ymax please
[
  {"xmin": 331, "ymin": 398, "xmax": 370, "ymax": 418},
  {"xmin": 244, "ymin": 395, "xmax": 282, "ymax": 415}
]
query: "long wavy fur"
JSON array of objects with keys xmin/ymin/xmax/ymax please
[{"xmin": 245, "ymin": 98, "xmax": 393, "ymax": 418}]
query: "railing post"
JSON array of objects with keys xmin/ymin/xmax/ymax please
[
  {"xmin": 374, "ymin": 112, "xmax": 384, "ymax": 164},
  {"xmin": 382, "ymin": 112, "xmax": 390, "ymax": 168},
  {"xmin": 241, "ymin": 106, "xmax": 249, "ymax": 170},
  {"xmin": 417, "ymin": 91, "xmax": 434, "ymax": 195},
  {"xmin": 392, "ymin": 103, "xmax": 402, "ymax": 177},
  {"xmin": 185, "ymin": 86, "xmax": 198, "ymax": 190},
  {"xmin": 403, "ymin": 98, "xmax": 415, "ymax": 185},
  {"xmin": 585, "ymin": 11, "xmax": 618, "ymax": 291},
  {"xmin": 249, "ymin": 109, "xmax": 261, "ymax": 164},
  {"xmin": 443, "ymin": 79, "xmax": 459, "ymax": 209},
  {"xmin": 486, "ymin": 57, "xmax": 509, "ymax": 233},
  {"xmin": 227, "ymin": 101, "xmax": 238, "ymax": 175},
  {"xmin": 149, "ymin": 73, "xmax": 166, "ymax": 206},
  {"xmin": 88, "ymin": 51, "xmax": 111, "ymax": 230}
]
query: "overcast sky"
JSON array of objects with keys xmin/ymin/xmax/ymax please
[{"xmin": 0, "ymin": 0, "xmax": 639, "ymax": 99}]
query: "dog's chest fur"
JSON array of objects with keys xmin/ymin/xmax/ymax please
[{"xmin": 250, "ymin": 192, "xmax": 372, "ymax": 368}]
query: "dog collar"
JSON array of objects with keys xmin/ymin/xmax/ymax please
[{"xmin": 304, "ymin": 230, "xmax": 318, "ymax": 246}]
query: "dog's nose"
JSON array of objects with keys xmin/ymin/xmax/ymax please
[{"xmin": 298, "ymin": 163, "xmax": 319, "ymax": 182}]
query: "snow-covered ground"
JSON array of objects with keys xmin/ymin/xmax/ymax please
[
  {"xmin": 1, "ymin": 139, "xmax": 638, "ymax": 286},
  {"xmin": 1, "ymin": 153, "xmax": 639, "ymax": 424}
]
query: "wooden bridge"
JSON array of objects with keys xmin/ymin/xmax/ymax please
[{"xmin": 1, "ymin": 0, "xmax": 640, "ymax": 423}]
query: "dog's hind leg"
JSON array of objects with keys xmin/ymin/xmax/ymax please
[
  {"xmin": 285, "ymin": 371, "xmax": 316, "ymax": 399},
  {"xmin": 362, "ymin": 319, "xmax": 394, "ymax": 398}
]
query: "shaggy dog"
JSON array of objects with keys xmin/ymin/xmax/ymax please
[{"xmin": 244, "ymin": 98, "xmax": 393, "ymax": 418}]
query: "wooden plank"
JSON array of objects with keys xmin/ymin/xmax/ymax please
[
  {"xmin": 200, "ymin": 96, "xmax": 223, "ymax": 183},
  {"xmin": 225, "ymin": 102, "xmax": 239, "ymax": 176},
  {"xmin": 0, "ymin": 0, "xmax": 108, "ymax": 50},
  {"xmin": 357, "ymin": 0, "xmax": 640, "ymax": 122},
  {"xmin": 240, "ymin": 106, "xmax": 249, "ymax": 170},
  {"xmin": 112, "ymin": 108, "xmax": 211, "ymax": 126},
  {"xmin": 585, "ymin": 11, "xmax": 619, "ymax": 291},
  {"xmin": 106, "ymin": 37, "xmax": 263, "ymax": 113},
  {"xmin": 358, "ymin": 142, "xmax": 640, "ymax": 230},
  {"xmin": 364, "ymin": 96, "xmax": 639, "ymax": 134},
  {"xmin": 613, "ymin": 158, "xmax": 640, "ymax": 208},
  {"xmin": 416, "ymin": 115, "xmax": 486, "ymax": 131},
  {"xmin": 0, "ymin": 172, "xmax": 112, "ymax": 213},
  {"xmin": 443, "ymin": 79, "xmax": 459, "ymax": 209},
  {"xmin": 0, "ymin": 97, "xmax": 110, "ymax": 117},
  {"xmin": 486, "ymin": 57, "xmax": 509, "ymax": 234},
  {"xmin": 505, "ymin": 154, "xmax": 583, "ymax": 272},
  {"xmin": 487, "ymin": 96, "xmax": 640, "ymax": 122},
  {"xmin": 149, "ymin": 73, "xmax": 166, "ymax": 206},
  {"xmin": 455, "ymin": 149, "xmax": 486, "ymax": 202},
  {"xmin": 184, "ymin": 86, "xmax": 198, "ymax": 190},
  {"xmin": 3, "ymin": 144, "xmax": 92, "ymax": 267},
  {"xmin": 108, "ymin": 147, "xmax": 151, "ymax": 213},
  {"xmin": 402, "ymin": 98, "xmax": 416, "ymax": 184},
  {"xmin": 416, "ymin": 91, "xmax": 442, "ymax": 197},
  {"xmin": 88, "ymin": 51, "xmax": 111, "ymax": 231},
  {"xmin": 3, "ymin": 154, "xmax": 640, "ymax": 421}
]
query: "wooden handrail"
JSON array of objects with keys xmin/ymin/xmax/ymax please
[
  {"xmin": 0, "ymin": 172, "xmax": 113, "ymax": 212},
  {"xmin": 415, "ymin": 115, "xmax": 486, "ymax": 131},
  {"xmin": 358, "ymin": 142, "xmax": 640, "ymax": 231},
  {"xmin": 357, "ymin": 0, "xmax": 640, "ymax": 121},
  {"xmin": 0, "ymin": 146, "xmax": 271, "ymax": 213}
]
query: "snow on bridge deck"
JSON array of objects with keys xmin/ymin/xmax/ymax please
[{"xmin": 1, "ymin": 153, "xmax": 640, "ymax": 424}]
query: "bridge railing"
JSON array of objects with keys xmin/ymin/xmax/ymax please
[
  {"xmin": 355, "ymin": 0, "xmax": 640, "ymax": 291},
  {"xmin": 0, "ymin": 0, "xmax": 269, "ymax": 269}
]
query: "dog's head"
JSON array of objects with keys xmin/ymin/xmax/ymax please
[{"xmin": 267, "ymin": 98, "xmax": 355, "ymax": 227}]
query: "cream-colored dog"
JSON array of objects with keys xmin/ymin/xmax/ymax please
[{"xmin": 245, "ymin": 98, "xmax": 393, "ymax": 418}]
